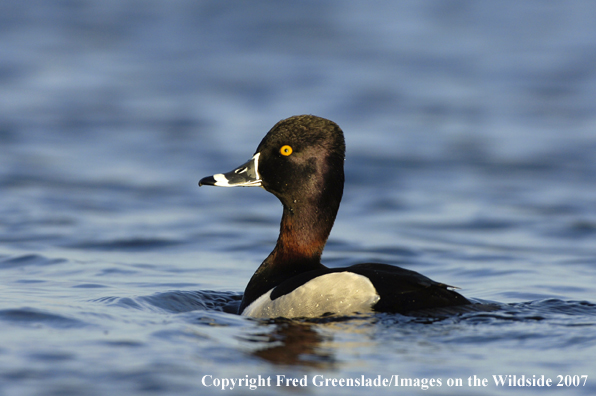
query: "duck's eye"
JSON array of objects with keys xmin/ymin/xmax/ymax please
[{"xmin": 280, "ymin": 145, "xmax": 293, "ymax": 156}]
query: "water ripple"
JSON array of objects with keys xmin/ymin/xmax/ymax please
[
  {"xmin": 0, "ymin": 308, "xmax": 88, "ymax": 329},
  {"xmin": 93, "ymin": 290, "xmax": 242, "ymax": 314},
  {"xmin": 0, "ymin": 254, "xmax": 67, "ymax": 268},
  {"xmin": 69, "ymin": 237, "xmax": 185, "ymax": 251}
]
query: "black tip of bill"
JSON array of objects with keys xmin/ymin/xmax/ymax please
[
  {"xmin": 198, "ymin": 176, "xmax": 216, "ymax": 186},
  {"xmin": 198, "ymin": 153, "xmax": 262, "ymax": 188}
]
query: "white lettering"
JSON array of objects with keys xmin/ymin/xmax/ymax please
[{"xmin": 312, "ymin": 375, "xmax": 324, "ymax": 387}]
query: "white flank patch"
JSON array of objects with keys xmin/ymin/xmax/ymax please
[{"xmin": 241, "ymin": 272, "xmax": 380, "ymax": 318}]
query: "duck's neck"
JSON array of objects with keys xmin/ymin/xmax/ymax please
[
  {"xmin": 273, "ymin": 202, "xmax": 333, "ymax": 262},
  {"xmin": 239, "ymin": 190, "xmax": 342, "ymax": 312}
]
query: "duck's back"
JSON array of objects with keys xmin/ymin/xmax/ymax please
[{"xmin": 345, "ymin": 263, "xmax": 470, "ymax": 313}]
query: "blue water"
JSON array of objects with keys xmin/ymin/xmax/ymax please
[{"xmin": 2, "ymin": 1, "xmax": 596, "ymax": 395}]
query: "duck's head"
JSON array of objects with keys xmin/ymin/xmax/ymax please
[{"xmin": 199, "ymin": 115, "xmax": 346, "ymax": 213}]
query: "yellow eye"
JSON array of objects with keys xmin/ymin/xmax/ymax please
[{"xmin": 280, "ymin": 145, "xmax": 293, "ymax": 156}]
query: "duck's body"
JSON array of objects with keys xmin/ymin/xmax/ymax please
[{"xmin": 200, "ymin": 115, "xmax": 470, "ymax": 318}]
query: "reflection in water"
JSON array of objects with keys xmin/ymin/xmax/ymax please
[
  {"xmin": 239, "ymin": 315, "xmax": 377, "ymax": 368},
  {"xmin": 237, "ymin": 303, "xmax": 507, "ymax": 367},
  {"xmin": 247, "ymin": 320, "xmax": 335, "ymax": 368}
]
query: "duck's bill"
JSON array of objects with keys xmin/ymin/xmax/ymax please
[{"xmin": 199, "ymin": 153, "xmax": 262, "ymax": 187}]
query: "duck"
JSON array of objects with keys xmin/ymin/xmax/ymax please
[{"xmin": 199, "ymin": 115, "xmax": 470, "ymax": 318}]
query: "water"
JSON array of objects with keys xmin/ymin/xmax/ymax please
[{"xmin": 1, "ymin": 1, "xmax": 596, "ymax": 395}]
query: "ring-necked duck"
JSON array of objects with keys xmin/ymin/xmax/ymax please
[{"xmin": 199, "ymin": 115, "xmax": 470, "ymax": 318}]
